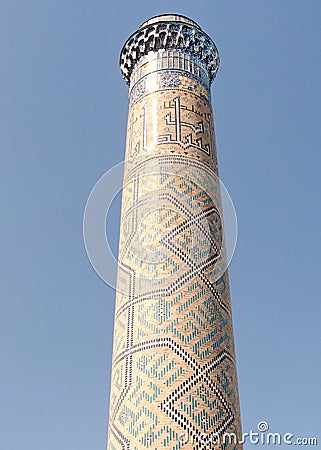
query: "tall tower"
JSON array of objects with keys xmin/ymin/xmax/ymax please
[{"xmin": 107, "ymin": 15, "xmax": 242, "ymax": 449}]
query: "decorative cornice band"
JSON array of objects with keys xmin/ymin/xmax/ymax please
[{"xmin": 120, "ymin": 18, "xmax": 220, "ymax": 86}]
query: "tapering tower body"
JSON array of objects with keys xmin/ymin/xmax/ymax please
[{"xmin": 107, "ymin": 15, "xmax": 242, "ymax": 449}]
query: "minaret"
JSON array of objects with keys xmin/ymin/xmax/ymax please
[{"xmin": 107, "ymin": 15, "xmax": 242, "ymax": 449}]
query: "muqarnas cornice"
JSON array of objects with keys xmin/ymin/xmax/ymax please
[{"xmin": 120, "ymin": 15, "xmax": 220, "ymax": 86}]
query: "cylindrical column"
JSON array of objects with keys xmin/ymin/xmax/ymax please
[{"xmin": 107, "ymin": 15, "xmax": 242, "ymax": 450}]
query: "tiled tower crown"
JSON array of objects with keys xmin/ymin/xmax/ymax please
[{"xmin": 107, "ymin": 14, "xmax": 242, "ymax": 450}]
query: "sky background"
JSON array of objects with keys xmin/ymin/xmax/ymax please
[{"xmin": 1, "ymin": 1, "xmax": 320, "ymax": 449}]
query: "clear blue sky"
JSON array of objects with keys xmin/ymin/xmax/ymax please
[{"xmin": 1, "ymin": 1, "xmax": 320, "ymax": 449}]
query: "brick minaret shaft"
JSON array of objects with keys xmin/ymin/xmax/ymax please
[{"xmin": 107, "ymin": 15, "xmax": 242, "ymax": 449}]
